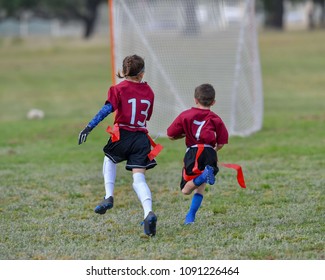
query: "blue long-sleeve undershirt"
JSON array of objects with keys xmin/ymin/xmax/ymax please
[{"xmin": 87, "ymin": 103, "xmax": 113, "ymax": 129}]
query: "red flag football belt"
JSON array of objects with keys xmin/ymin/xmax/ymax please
[
  {"xmin": 106, "ymin": 124, "xmax": 163, "ymax": 161},
  {"xmin": 183, "ymin": 144, "xmax": 246, "ymax": 188}
]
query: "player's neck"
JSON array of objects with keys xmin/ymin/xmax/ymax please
[
  {"xmin": 196, "ymin": 104, "xmax": 210, "ymax": 110},
  {"xmin": 126, "ymin": 77, "xmax": 141, "ymax": 83}
]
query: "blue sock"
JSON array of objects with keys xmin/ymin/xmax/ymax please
[{"xmin": 185, "ymin": 193, "xmax": 203, "ymax": 224}]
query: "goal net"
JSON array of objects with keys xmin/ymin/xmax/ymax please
[{"xmin": 108, "ymin": 0, "xmax": 263, "ymax": 137}]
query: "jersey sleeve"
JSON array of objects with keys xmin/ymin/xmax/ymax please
[
  {"xmin": 215, "ymin": 119, "xmax": 229, "ymax": 145},
  {"xmin": 167, "ymin": 114, "xmax": 184, "ymax": 138},
  {"xmin": 106, "ymin": 86, "xmax": 118, "ymax": 111}
]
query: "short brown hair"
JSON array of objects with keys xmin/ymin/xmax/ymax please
[
  {"xmin": 194, "ymin": 83, "xmax": 215, "ymax": 107},
  {"xmin": 117, "ymin": 55, "xmax": 145, "ymax": 78}
]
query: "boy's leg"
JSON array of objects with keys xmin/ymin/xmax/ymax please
[
  {"xmin": 193, "ymin": 165, "xmax": 215, "ymax": 186},
  {"xmin": 182, "ymin": 165, "xmax": 215, "ymax": 195},
  {"xmin": 184, "ymin": 186, "xmax": 204, "ymax": 224},
  {"xmin": 181, "ymin": 181, "xmax": 197, "ymax": 195},
  {"xmin": 94, "ymin": 156, "xmax": 116, "ymax": 214},
  {"xmin": 132, "ymin": 169, "xmax": 157, "ymax": 236}
]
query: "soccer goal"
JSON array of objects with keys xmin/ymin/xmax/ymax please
[{"xmin": 108, "ymin": 0, "xmax": 263, "ymax": 137}]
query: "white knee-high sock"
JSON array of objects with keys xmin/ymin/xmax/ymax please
[
  {"xmin": 132, "ymin": 172, "xmax": 152, "ymax": 219},
  {"xmin": 103, "ymin": 156, "xmax": 116, "ymax": 199}
]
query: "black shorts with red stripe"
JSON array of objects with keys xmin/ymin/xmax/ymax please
[
  {"xmin": 180, "ymin": 146, "xmax": 219, "ymax": 190},
  {"xmin": 103, "ymin": 129, "xmax": 157, "ymax": 171}
]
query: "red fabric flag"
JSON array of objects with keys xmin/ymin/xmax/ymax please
[
  {"xmin": 220, "ymin": 163, "xmax": 247, "ymax": 188},
  {"xmin": 147, "ymin": 134, "xmax": 164, "ymax": 161},
  {"xmin": 148, "ymin": 144, "xmax": 164, "ymax": 161},
  {"xmin": 106, "ymin": 123, "xmax": 120, "ymax": 142}
]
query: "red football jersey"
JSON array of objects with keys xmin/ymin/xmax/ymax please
[
  {"xmin": 167, "ymin": 107, "xmax": 228, "ymax": 147},
  {"xmin": 106, "ymin": 80, "xmax": 155, "ymax": 133}
]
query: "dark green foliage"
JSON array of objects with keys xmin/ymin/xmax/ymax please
[{"xmin": 0, "ymin": 0, "xmax": 105, "ymax": 37}]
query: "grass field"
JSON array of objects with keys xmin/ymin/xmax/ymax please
[{"xmin": 0, "ymin": 31, "xmax": 324, "ymax": 260}]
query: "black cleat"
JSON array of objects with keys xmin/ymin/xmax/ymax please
[
  {"xmin": 143, "ymin": 211, "xmax": 157, "ymax": 236},
  {"xmin": 94, "ymin": 196, "xmax": 114, "ymax": 215}
]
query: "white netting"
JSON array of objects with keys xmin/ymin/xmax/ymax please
[{"xmin": 110, "ymin": 0, "xmax": 263, "ymax": 137}]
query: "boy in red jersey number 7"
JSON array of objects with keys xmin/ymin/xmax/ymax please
[
  {"xmin": 167, "ymin": 84, "xmax": 228, "ymax": 224},
  {"xmin": 78, "ymin": 55, "xmax": 157, "ymax": 236}
]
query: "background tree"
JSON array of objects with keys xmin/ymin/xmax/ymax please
[
  {"xmin": 260, "ymin": 0, "xmax": 325, "ymax": 30},
  {"xmin": 309, "ymin": 0, "xmax": 325, "ymax": 28},
  {"xmin": 261, "ymin": 0, "xmax": 284, "ymax": 29},
  {"xmin": 0, "ymin": 0, "xmax": 105, "ymax": 38}
]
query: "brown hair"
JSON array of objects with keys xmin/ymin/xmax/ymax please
[
  {"xmin": 194, "ymin": 83, "xmax": 215, "ymax": 107},
  {"xmin": 116, "ymin": 55, "xmax": 145, "ymax": 79}
]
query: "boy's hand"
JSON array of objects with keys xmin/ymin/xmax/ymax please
[
  {"xmin": 78, "ymin": 126, "xmax": 92, "ymax": 145},
  {"xmin": 215, "ymin": 144, "xmax": 224, "ymax": 151},
  {"xmin": 168, "ymin": 134, "xmax": 185, "ymax": 140}
]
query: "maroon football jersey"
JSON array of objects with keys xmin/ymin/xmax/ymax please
[
  {"xmin": 167, "ymin": 107, "xmax": 228, "ymax": 147},
  {"xmin": 106, "ymin": 80, "xmax": 154, "ymax": 133}
]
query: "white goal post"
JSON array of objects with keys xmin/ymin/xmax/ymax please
[{"xmin": 108, "ymin": 0, "xmax": 263, "ymax": 137}]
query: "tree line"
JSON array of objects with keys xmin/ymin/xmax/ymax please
[
  {"xmin": 263, "ymin": 0, "xmax": 324, "ymax": 29},
  {"xmin": 0, "ymin": 0, "xmax": 324, "ymax": 38},
  {"xmin": 0, "ymin": 0, "xmax": 105, "ymax": 38}
]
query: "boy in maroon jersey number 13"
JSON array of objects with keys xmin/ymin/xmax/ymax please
[
  {"xmin": 167, "ymin": 84, "xmax": 229, "ymax": 224},
  {"xmin": 78, "ymin": 55, "xmax": 157, "ymax": 236}
]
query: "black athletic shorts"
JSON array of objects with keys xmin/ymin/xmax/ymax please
[
  {"xmin": 103, "ymin": 129, "xmax": 157, "ymax": 171},
  {"xmin": 180, "ymin": 146, "xmax": 219, "ymax": 190}
]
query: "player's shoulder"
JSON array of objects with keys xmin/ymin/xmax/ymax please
[
  {"xmin": 140, "ymin": 81, "xmax": 155, "ymax": 92},
  {"xmin": 185, "ymin": 107, "xmax": 198, "ymax": 113},
  {"xmin": 208, "ymin": 110, "xmax": 226, "ymax": 123},
  {"xmin": 208, "ymin": 110, "xmax": 222, "ymax": 118},
  {"xmin": 111, "ymin": 80, "xmax": 127, "ymax": 90},
  {"xmin": 178, "ymin": 108, "xmax": 195, "ymax": 118}
]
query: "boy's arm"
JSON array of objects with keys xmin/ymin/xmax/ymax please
[
  {"xmin": 168, "ymin": 134, "xmax": 185, "ymax": 140},
  {"xmin": 78, "ymin": 103, "xmax": 113, "ymax": 145},
  {"xmin": 216, "ymin": 144, "xmax": 224, "ymax": 151},
  {"xmin": 167, "ymin": 115, "xmax": 185, "ymax": 140},
  {"xmin": 214, "ymin": 118, "xmax": 228, "ymax": 151}
]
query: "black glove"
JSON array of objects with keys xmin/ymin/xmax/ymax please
[{"xmin": 78, "ymin": 126, "xmax": 92, "ymax": 145}]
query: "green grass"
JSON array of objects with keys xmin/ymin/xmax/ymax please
[{"xmin": 0, "ymin": 32, "xmax": 324, "ymax": 260}]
